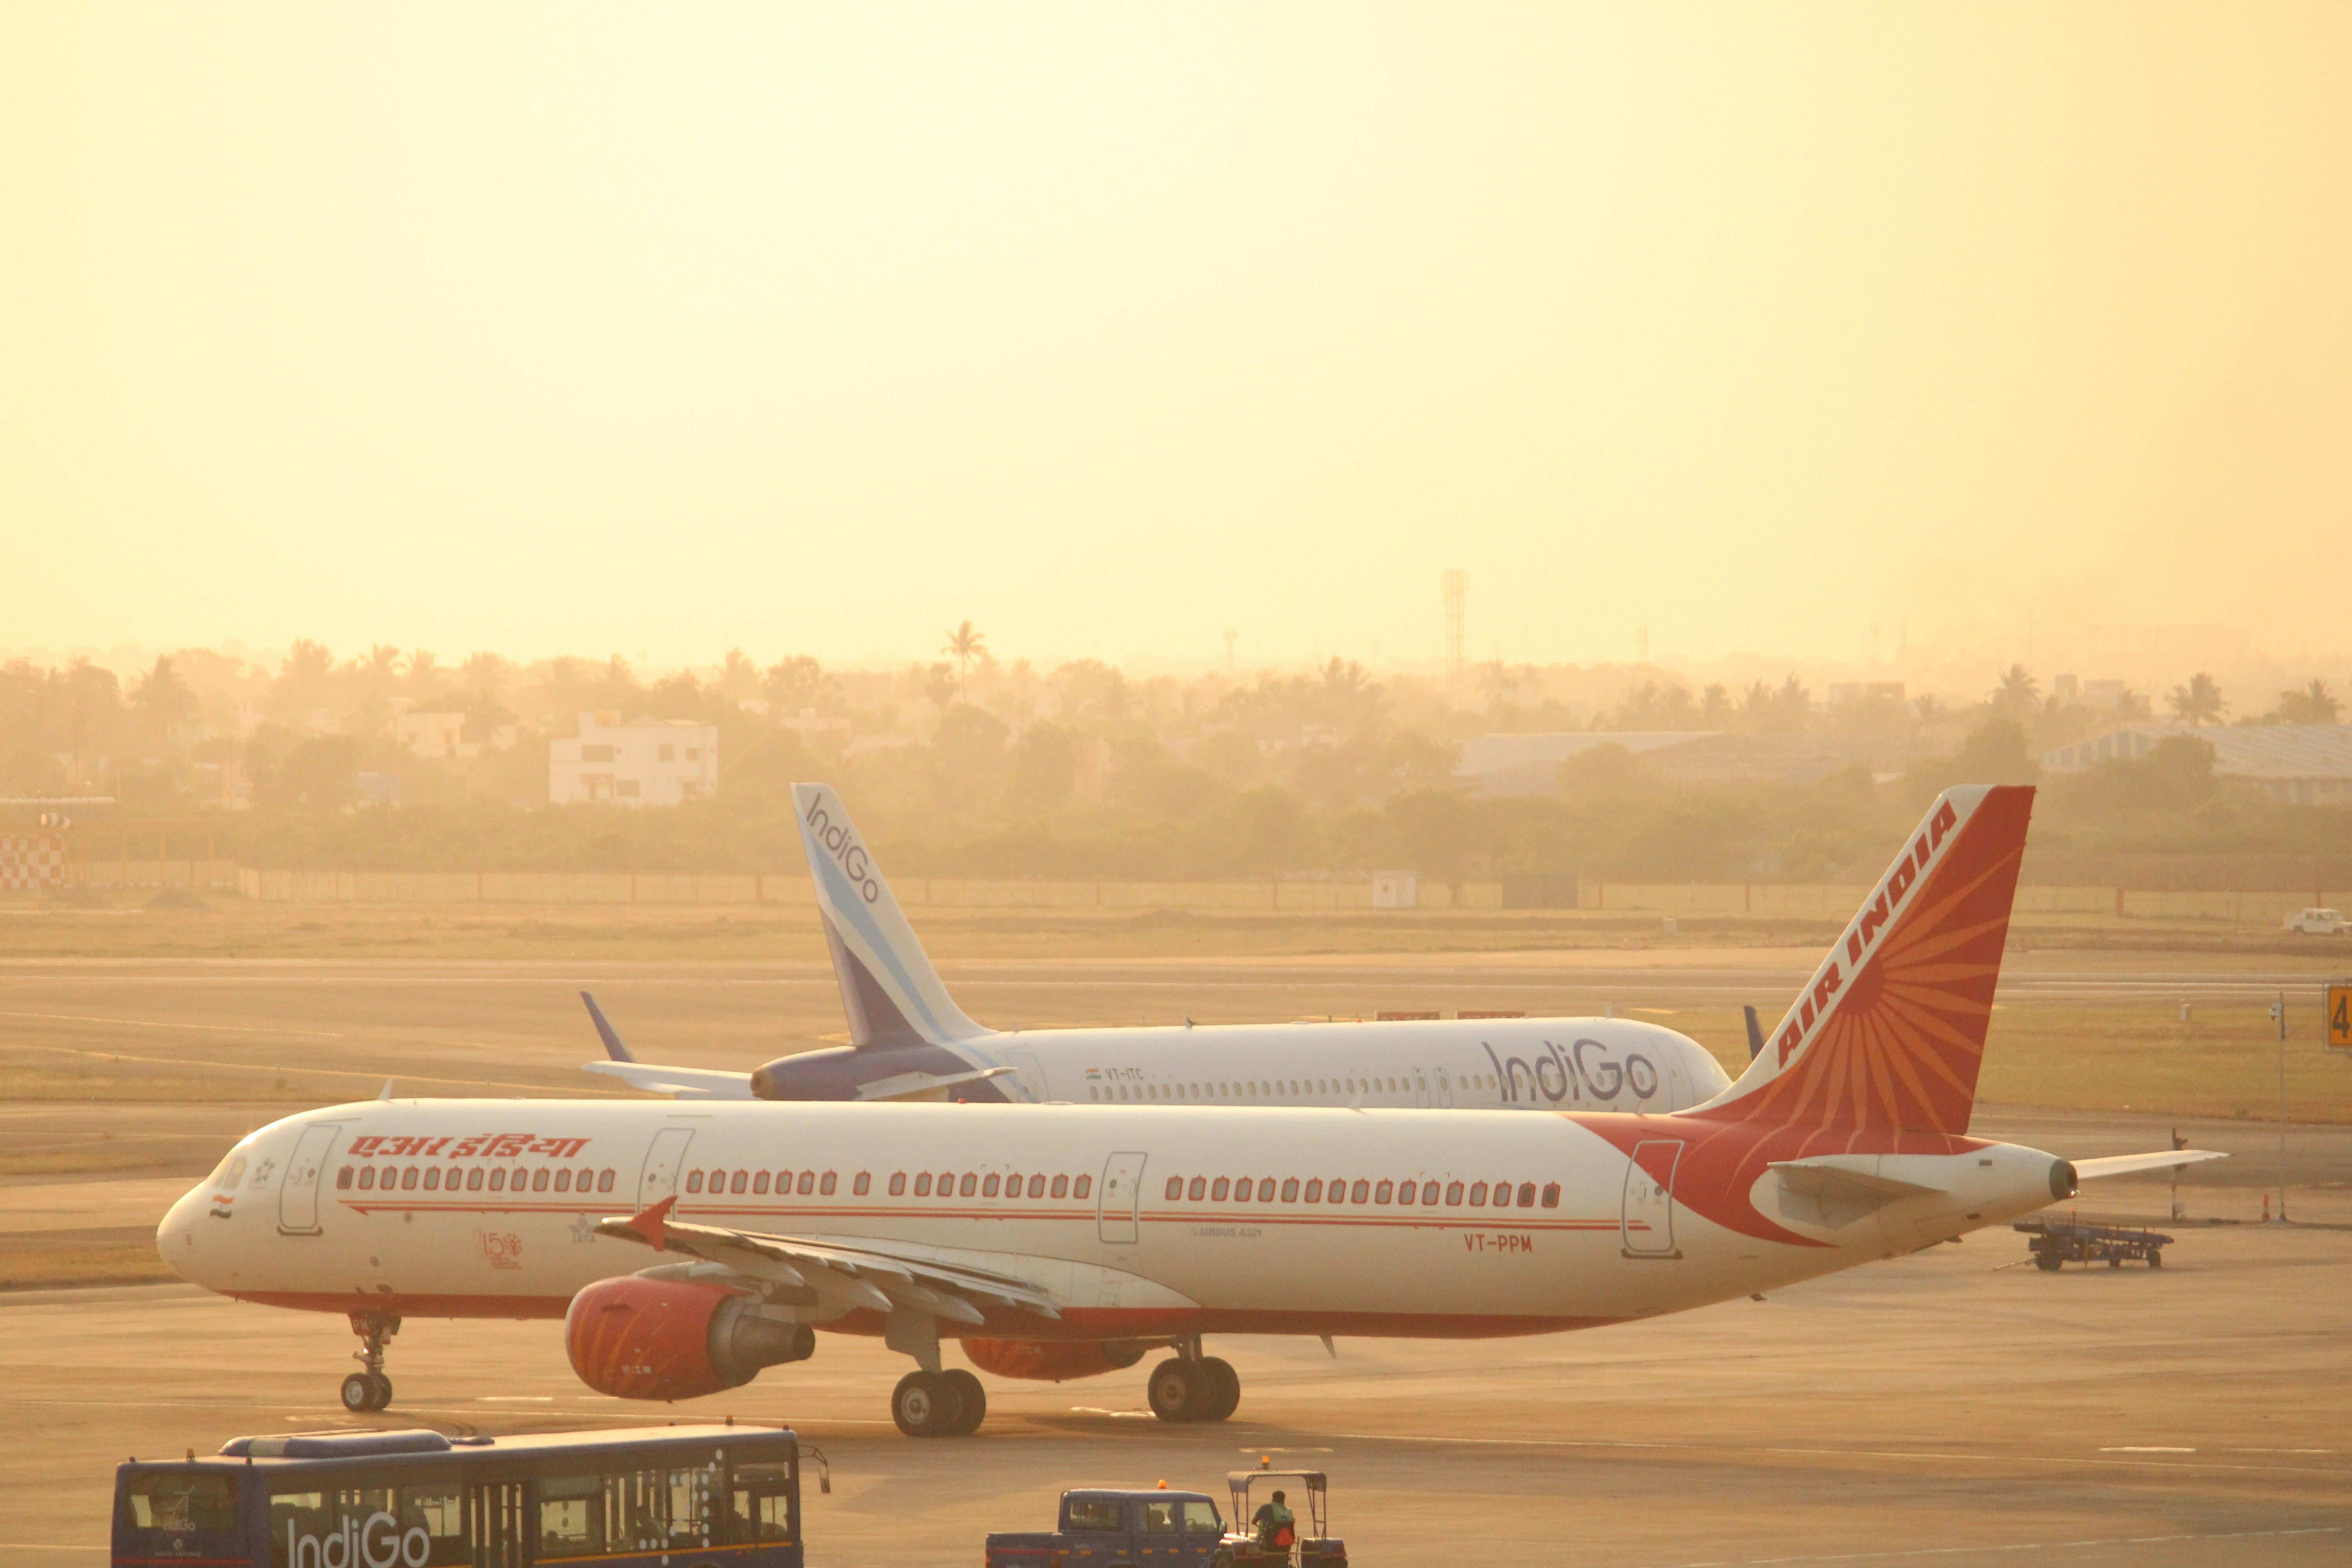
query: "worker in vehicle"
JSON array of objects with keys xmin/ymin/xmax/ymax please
[{"xmin": 1252, "ymin": 1489, "xmax": 1296, "ymax": 1549}]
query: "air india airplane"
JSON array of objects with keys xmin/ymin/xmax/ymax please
[
  {"xmin": 582, "ymin": 781, "xmax": 1736, "ymax": 1112},
  {"xmin": 158, "ymin": 785, "xmax": 2218, "ymax": 1436}
]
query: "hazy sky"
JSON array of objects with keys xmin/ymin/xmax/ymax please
[{"xmin": 5, "ymin": 5, "xmax": 2349, "ymax": 672}]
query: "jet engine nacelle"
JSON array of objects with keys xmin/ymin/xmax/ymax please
[
  {"xmin": 959, "ymin": 1337, "xmax": 1148, "ymax": 1383},
  {"xmin": 566, "ymin": 1276, "xmax": 815, "ymax": 1401}
]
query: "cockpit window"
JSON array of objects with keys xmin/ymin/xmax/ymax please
[{"xmin": 212, "ymin": 1154, "xmax": 248, "ymax": 1190}]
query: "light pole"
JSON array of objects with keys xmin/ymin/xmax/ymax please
[{"xmin": 2270, "ymin": 990, "xmax": 2288, "ymax": 1223}]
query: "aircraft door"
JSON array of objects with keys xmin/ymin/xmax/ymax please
[
  {"xmin": 638, "ymin": 1126, "xmax": 697, "ymax": 1208},
  {"xmin": 1096, "ymin": 1152, "xmax": 1147, "ymax": 1245},
  {"xmin": 1621, "ymin": 1140, "xmax": 1683, "ymax": 1256},
  {"xmin": 276, "ymin": 1122, "xmax": 346, "ymax": 1235},
  {"xmin": 1004, "ymin": 1049, "xmax": 1048, "ymax": 1103}
]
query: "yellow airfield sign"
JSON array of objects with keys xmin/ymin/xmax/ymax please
[{"xmin": 2328, "ymin": 983, "xmax": 2352, "ymax": 1052}]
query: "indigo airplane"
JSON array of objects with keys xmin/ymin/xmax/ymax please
[
  {"xmin": 158, "ymin": 786, "xmax": 2220, "ymax": 1432},
  {"xmin": 581, "ymin": 782, "xmax": 1737, "ymax": 1114}
]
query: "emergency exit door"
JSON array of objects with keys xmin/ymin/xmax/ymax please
[
  {"xmin": 1097, "ymin": 1152, "xmax": 1147, "ymax": 1244},
  {"xmin": 639, "ymin": 1126, "xmax": 697, "ymax": 1208}
]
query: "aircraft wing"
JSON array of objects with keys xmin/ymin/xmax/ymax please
[
  {"xmin": 594, "ymin": 1197, "xmax": 1062, "ymax": 1323},
  {"xmin": 577, "ymin": 990, "xmax": 755, "ymax": 1100},
  {"xmin": 579, "ymin": 1060, "xmax": 757, "ymax": 1100},
  {"xmin": 2072, "ymin": 1149, "xmax": 2227, "ymax": 1181}
]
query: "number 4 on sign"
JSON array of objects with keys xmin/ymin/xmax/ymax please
[{"xmin": 2327, "ymin": 984, "xmax": 2352, "ymax": 1053}]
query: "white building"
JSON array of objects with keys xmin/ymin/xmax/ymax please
[
  {"xmin": 2040, "ymin": 724, "xmax": 2352, "ymax": 805},
  {"xmin": 550, "ymin": 711, "xmax": 719, "ymax": 807}
]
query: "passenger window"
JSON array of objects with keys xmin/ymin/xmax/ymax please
[
  {"xmin": 799, "ymin": 1172, "xmax": 817, "ymax": 1196},
  {"xmin": 1281, "ymin": 1178, "xmax": 1299, "ymax": 1202},
  {"xmin": 532, "ymin": 1169, "xmax": 550, "ymax": 1192},
  {"xmin": 1183, "ymin": 1499, "xmax": 1222, "ymax": 1534},
  {"xmin": 914, "ymin": 1174, "xmax": 932, "ymax": 1196},
  {"xmin": 1374, "ymin": 1180, "xmax": 1393, "ymax": 1203},
  {"xmin": 1446, "ymin": 1181, "xmax": 1465, "ymax": 1205},
  {"xmin": 820, "ymin": 1172, "xmax": 837, "ymax": 1195},
  {"xmin": 489, "ymin": 1169, "xmax": 506, "ymax": 1192},
  {"xmin": 754, "ymin": 1172, "xmax": 771, "ymax": 1194},
  {"xmin": 1067, "ymin": 1498, "xmax": 1123, "ymax": 1532},
  {"xmin": 726, "ymin": 1460, "xmax": 795, "ymax": 1544},
  {"xmin": 1304, "ymin": 1179, "xmax": 1322, "ymax": 1202},
  {"xmin": 1469, "ymin": 1181, "xmax": 1487, "ymax": 1206},
  {"xmin": 1051, "ymin": 1175, "xmax": 1069, "ymax": 1198},
  {"xmin": 1423, "ymin": 1181, "xmax": 1440, "ymax": 1204},
  {"xmin": 686, "ymin": 1171, "xmax": 704, "ymax": 1193},
  {"xmin": 1541, "ymin": 1182, "xmax": 1561, "ymax": 1208},
  {"xmin": 1394, "ymin": 1178, "xmax": 1416, "ymax": 1205},
  {"xmin": 891, "ymin": 1172, "xmax": 908, "ymax": 1196},
  {"xmin": 1143, "ymin": 1499, "xmax": 1180, "ymax": 1534},
  {"xmin": 775, "ymin": 1170, "xmax": 793, "ymax": 1192},
  {"xmin": 854, "ymin": 1172, "xmax": 872, "ymax": 1196},
  {"xmin": 1518, "ymin": 1182, "xmax": 1537, "ymax": 1208},
  {"xmin": 730, "ymin": 1171, "xmax": 747, "ymax": 1195},
  {"xmin": 335, "ymin": 1165, "xmax": 352, "ymax": 1189},
  {"xmin": 1165, "ymin": 1178, "xmax": 1184, "ymax": 1200},
  {"xmin": 959, "ymin": 1174, "xmax": 977, "ymax": 1197},
  {"xmin": 541, "ymin": 1473, "xmax": 600, "ymax": 1553},
  {"xmin": 1074, "ymin": 1175, "xmax": 1092, "ymax": 1199},
  {"xmin": 596, "ymin": 1169, "xmax": 612, "ymax": 1193},
  {"xmin": 1188, "ymin": 1177, "xmax": 1206, "ymax": 1200},
  {"xmin": 401, "ymin": 1167, "xmax": 419, "ymax": 1191},
  {"xmin": 1211, "ymin": 1178, "xmax": 1230, "ymax": 1200},
  {"xmin": 984, "ymin": 1175, "xmax": 1002, "ymax": 1198},
  {"xmin": 1351, "ymin": 1180, "xmax": 1370, "ymax": 1203},
  {"xmin": 1028, "ymin": 1175, "xmax": 1046, "ymax": 1197},
  {"xmin": 358, "ymin": 1167, "xmax": 377, "ymax": 1190},
  {"xmin": 1257, "ymin": 1178, "xmax": 1275, "ymax": 1201},
  {"xmin": 543, "ymin": 1169, "xmax": 561, "ymax": 1193}
]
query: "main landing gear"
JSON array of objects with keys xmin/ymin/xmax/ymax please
[
  {"xmin": 1147, "ymin": 1338, "xmax": 1239, "ymax": 1424},
  {"xmin": 341, "ymin": 1312, "xmax": 401, "ymax": 1413},
  {"xmin": 892, "ymin": 1368, "xmax": 987, "ymax": 1437}
]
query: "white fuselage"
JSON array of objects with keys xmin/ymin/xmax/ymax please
[
  {"xmin": 161, "ymin": 1098, "xmax": 2063, "ymax": 1341},
  {"xmin": 970, "ymin": 1017, "xmax": 1732, "ymax": 1113}
]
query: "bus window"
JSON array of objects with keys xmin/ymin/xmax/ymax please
[
  {"xmin": 397, "ymin": 1483, "xmax": 465, "ymax": 1564},
  {"xmin": 727, "ymin": 1459, "xmax": 795, "ymax": 1543},
  {"xmin": 124, "ymin": 1471, "xmax": 237, "ymax": 1532},
  {"xmin": 667, "ymin": 1460, "xmax": 717, "ymax": 1546},
  {"xmin": 541, "ymin": 1473, "xmax": 601, "ymax": 1557},
  {"xmin": 602, "ymin": 1468, "xmax": 667, "ymax": 1553}
]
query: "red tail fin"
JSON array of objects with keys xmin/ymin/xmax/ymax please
[{"xmin": 1706, "ymin": 785, "xmax": 2034, "ymax": 1136}]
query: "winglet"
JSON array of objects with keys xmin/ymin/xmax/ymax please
[
  {"xmin": 617, "ymin": 1195, "xmax": 676, "ymax": 1252},
  {"xmin": 1742, "ymin": 1005, "xmax": 1765, "ymax": 1061},
  {"xmin": 581, "ymin": 993, "xmax": 636, "ymax": 1062}
]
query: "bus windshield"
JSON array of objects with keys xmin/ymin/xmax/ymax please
[{"xmin": 125, "ymin": 1472, "xmax": 238, "ymax": 1533}]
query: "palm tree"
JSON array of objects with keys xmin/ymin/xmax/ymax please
[
  {"xmin": 1993, "ymin": 664, "xmax": 2039, "ymax": 712},
  {"xmin": 2278, "ymin": 679, "xmax": 2342, "ymax": 725},
  {"xmin": 131, "ymin": 655, "xmax": 198, "ymax": 737},
  {"xmin": 2168, "ymin": 672, "xmax": 2226, "ymax": 726},
  {"xmin": 942, "ymin": 621, "xmax": 987, "ymax": 700}
]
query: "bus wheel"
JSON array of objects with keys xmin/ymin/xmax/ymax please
[
  {"xmin": 892, "ymin": 1370, "xmax": 963, "ymax": 1437},
  {"xmin": 941, "ymin": 1369, "xmax": 987, "ymax": 1435}
]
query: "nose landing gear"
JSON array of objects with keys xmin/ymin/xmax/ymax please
[{"xmin": 341, "ymin": 1312, "xmax": 401, "ymax": 1412}]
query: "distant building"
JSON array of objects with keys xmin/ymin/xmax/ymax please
[
  {"xmin": 395, "ymin": 710, "xmax": 516, "ymax": 759},
  {"xmin": 2039, "ymin": 724, "xmax": 2352, "ymax": 805},
  {"xmin": 549, "ymin": 711, "xmax": 719, "ymax": 807}
]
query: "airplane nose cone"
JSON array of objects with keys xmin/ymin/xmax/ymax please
[{"xmin": 156, "ymin": 1188, "xmax": 204, "ymax": 1283}]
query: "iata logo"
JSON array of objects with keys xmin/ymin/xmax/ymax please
[
  {"xmin": 284, "ymin": 1512, "xmax": 432, "ymax": 1567},
  {"xmin": 803, "ymin": 797, "xmax": 882, "ymax": 904}
]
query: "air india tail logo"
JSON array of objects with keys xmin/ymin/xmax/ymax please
[{"xmin": 1777, "ymin": 797, "xmax": 1960, "ymax": 1068}]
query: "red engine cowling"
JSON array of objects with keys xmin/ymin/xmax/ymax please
[
  {"xmin": 566, "ymin": 1276, "xmax": 814, "ymax": 1401},
  {"xmin": 959, "ymin": 1337, "xmax": 1148, "ymax": 1383}
]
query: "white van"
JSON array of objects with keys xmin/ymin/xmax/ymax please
[{"xmin": 2286, "ymin": 907, "xmax": 2349, "ymax": 935}]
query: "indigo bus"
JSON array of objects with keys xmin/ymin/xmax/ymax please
[{"xmin": 112, "ymin": 1424, "xmax": 808, "ymax": 1568}]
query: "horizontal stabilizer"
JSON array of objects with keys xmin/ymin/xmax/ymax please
[
  {"xmin": 581, "ymin": 1060, "xmax": 756, "ymax": 1101},
  {"xmin": 1769, "ymin": 1157, "xmax": 1941, "ymax": 1230},
  {"xmin": 853, "ymin": 1065, "xmax": 1016, "ymax": 1102},
  {"xmin": 2073, "ymin": 1149, "xmax": 2227, "ymax": 1181}
]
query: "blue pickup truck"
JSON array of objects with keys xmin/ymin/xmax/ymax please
[
  {"xmin": 985, "ymin": 1488, "xmax": 1230, "ymax": 1568},
  {"xmin": 985, "ymin": 1472, "xmax": 1347, "ymax": 1568}
]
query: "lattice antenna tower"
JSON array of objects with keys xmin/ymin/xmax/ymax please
[{"xmin": 1442, "ymin": 568, "xmax": 1467, "ymax": 705}]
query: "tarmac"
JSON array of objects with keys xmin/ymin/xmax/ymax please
[{"xmin": 3, "ymin": 952, "xmax": 2349, "ymax": 1564}]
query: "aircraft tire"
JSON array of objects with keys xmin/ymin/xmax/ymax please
[
  {"xmin": 892, "ymin": 1371, "xmax": 963, "ymax": 1437},
  {"xmin": 1199, "ymin": 1357, "xmax": 1240, "ymax": 1421},
  {"xmin": 370, "ymin": 1374, "xmax": 394, "ymax": 1410},
  {"xmin": 1147, "ymin": 1357, "xmax": 1210, "ymax": 1423},
  {"xmin": 941, "ymin": 1369, "xmax": 987, "ymax": 1435},
  {"xmin": 341, "ymin": 1374, "xmax": 377, "ymax": 1414}
]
